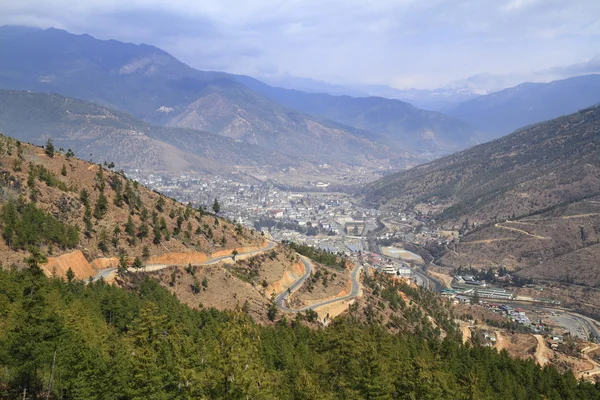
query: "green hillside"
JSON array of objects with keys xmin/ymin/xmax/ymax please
[{"xmin": 1, "ymin": 267, "xmax": 598, "ymax": 399}]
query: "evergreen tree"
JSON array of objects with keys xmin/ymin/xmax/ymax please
[
  {"xmin": 153, "ymin": 225, "xmax": 162, "ymax": 244},
  {"xmin": 117, "ymin": 254, "xmax": 128, "ymax": 277},
  {"xmin": 132, "ymin": 257, "xmax": 143, "ymax": 270},
  {"xmin": 142, "ymin": 245, "xmax": 151, "ymax": 260},
  {"xmin": 267, "ymin": 294, "xmax": 278, "ymax": 322},
  {"xmin": 156, "ymin": 197, "xmax": 165, "ymax": 212},
  {"xmin": 212, "ymin": 198, "xmax": 221, "ymax": 214},
  {"xmin": 66, "ymin": 267, "xmax": 75, "ymax": 283},
  {"xmin": 138, "ymin": 223, "xmax": 149, "ymax": 239},
  {"xmin": 125, "ymin": 215, "xmax": 135, "ymax": 237},
  {"xmin": 80, "ymin": 189, "xmax": 90, "ymax": 207},
  {"xmin": 45, "ymin": 138, "xmax": 55, "ymax": 157},
  {"xmin": 112, "ymin": 224, "xmax": 121, "ymax": 248},
  {"xmin": 93, "ymin": 192, "xmax": 108, "ymax": 219}
]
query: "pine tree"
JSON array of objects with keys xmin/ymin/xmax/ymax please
[
  {"xmin": 45, "ymin": 138, "xmax": 55, "ymax": 157},
  {"xmin": 138, "ymin": 223, "xmax": 149, "ymax": 239},
  {"xmin": 156, "ymin": 197, "xmax": 165, "ymax": 212},
  {"xmin": 117, "ymin": 254, "xmax": 128, "ymax": 277},
  {"xmin": 153, "ymin": 226, "xmax": 162, "ymax": 244},
  {"xmin": 66, "ymin": 267, "xmax": 75, "ymax": 283},
  {"xmin": 125, "ymin": 215, "xmax": 135, "ymax": 237},
  {"xmin": 80, "ymin": 189, "xmax": 90, "ymax": 207},
  {"xmin": 132, "ymin": 257, "xmax": 143, "ymax": 269},
  {"xmin": 93, "ymin": 192, "xmax": 108, "ymax": 219},
  {"xmin": 267, "ymin": 293, "xmax": 278, "ymax": 322},
  {"xmin": 142, "ymin": 245, "xmax": 150, "ymax": 260},
  {"xmin": 212, "ymin": 198, "xmax": 221, "ymax": 214}
]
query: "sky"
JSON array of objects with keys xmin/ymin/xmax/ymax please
[{"xmin": 1, "ymin": 0, "xmax": 599, "ymax": 90}]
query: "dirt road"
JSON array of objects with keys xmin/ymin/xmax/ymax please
[
  {"xmin": 495, "ymin": 223, "xmax": 549, "ymax": 239},
  {"xmin": 533, "ymin": 335, "xmax": 549, "ymax": 366}
]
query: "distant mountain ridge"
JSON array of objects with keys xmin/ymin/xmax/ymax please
[
  {"xmin": 260, "ymin": 74, "xmax": 483, "ymax": 110},
  {"xmin": 443, "ymin": 74, "xmax": 600, "ymax": 138},
  {"xmin": 0, "ymin": 25, "xmax": 478, "ymax": 162},
  {"xmin": 0, "ymin": 89, "xmax": 309, "ymax": 176},
  {"xmin": 235, "ymin": 75, "xmax": 483, "ymax": 154}
]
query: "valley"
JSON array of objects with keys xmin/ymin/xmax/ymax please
[
  {"xmin": 1, "ymin": 17, "xmax": 600, "ymax": 398},
  {"xmin": 124, "ymin": 155, "xmax": 600, "ymax": 359}
]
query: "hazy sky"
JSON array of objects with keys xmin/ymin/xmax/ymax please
[{"xmin": 1, "ymin": 0, "xmax": 599, "ymax": 90}]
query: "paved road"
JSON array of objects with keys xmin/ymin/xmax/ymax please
[
  {"xmin": 276, "ymin": 260, "xmax": 362, "ymax": 313},
  {"xmin": 496, "ymin": 299, "xmax": 600, "ymax": 343},
  {"xmin": 414, "ymin": 267, "xmax": 444, "ymax": 292},
  {"xmin": 91, "ymin": 240, "xmax": 276, "ymax": 282},
  {"xmin": 569, "ymin": 312, "xmax": 600, "ymax": 342},
  {"xmin": 275, "ymin": 256, "xmax": 313, "ymax": 312}
]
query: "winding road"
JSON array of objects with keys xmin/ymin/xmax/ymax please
[
  {"xmin": 276, "ymin": 260, "xmax": 363, "ymax": 313},
  {"xmin": 91, "ymin": 239, "xmax": 365, "ymax": 315},
  {"xmin": 91, "ymin": 240, "xmax": 277, "ymax": 282}
]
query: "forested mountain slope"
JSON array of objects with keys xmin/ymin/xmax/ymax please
[
  {"xmin": 0, "ymin": 135, "xmax": 262, "ymax": 275},
  {"xmin": 0, "ymin": 133, "xmax": 458, "ymax": 329},
  {"xmin": 1, "ymin": 267, "xmax": 599, "ymax": 398}
]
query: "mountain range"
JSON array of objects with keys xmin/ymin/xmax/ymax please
[
  {"xmin": 363, "ymin": 105, "xmax": 600, "ymax": 220},
  {"xmin": 0, "ymin": 89, "xmax": 310, "ymax": 176},
  {"xmin": 0, "ymin": 25, "xmax": 482, "ymax": 163},
  {"xmin": 2, "ymin": 25, "xmax": 600, "ymax": 181},
  {"xmin": 443, "ymin": 74, "xmax": 600, "ymax": 137},
  {"xmin": 260, "ymin": 74, "xmax": 484, "ymax": 110},
  {"xmin": 235, "ymin": 75, "xmax": 482, "ymax": 154}
]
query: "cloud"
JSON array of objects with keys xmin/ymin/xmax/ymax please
[
  {"xmin": 0, "ymin": 0, "xmax": 599, "ymax": 89},
  {"xmin": 546, "ymin": 54, "xmax": 600, "ymax": 76}
]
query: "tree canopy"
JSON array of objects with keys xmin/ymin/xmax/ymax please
[{"xmin": 0, "ymin": 268, "xmax": 598, "ymax": 399}]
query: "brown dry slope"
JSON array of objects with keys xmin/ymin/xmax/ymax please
[
  {"xmin": 0, "ymin": 135, "xmax": 262, "ymax": 279},
  {"xmin": 443, "ymin": 198, "xmax": 600, "ymax": 286},
  {"xmin": 135, "ymin": 244, "xmax": 305, "ymax": 323},
  {"xmin": 363, "ymin": 106, "xmax": 600, "ymax": 291}
]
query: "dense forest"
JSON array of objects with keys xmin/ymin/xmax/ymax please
[
  {"xmin": 0, "ymin": 198, "xmax": 79, "ymax": 250},
  {"xmin": 1, "ymin": 267, "xmax": 599, "ymax": 399},
  {"xmin": 283, "ymin": 240, "xmax": 346, "ymax": 269}
]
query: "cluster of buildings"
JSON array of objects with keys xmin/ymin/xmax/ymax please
[
  {"xmin": 361, "ymin": 252, "xmax": 413, "ymax": 278},
  {"xmin": 124, "ymin": 170, "xmax": 443, "ymax": 289},
  {"xmin": 453, "ymin": 275, "xmax": 487, "ymax": 287}
]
